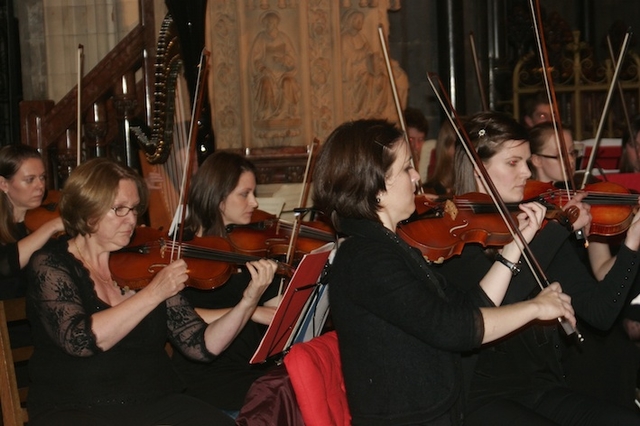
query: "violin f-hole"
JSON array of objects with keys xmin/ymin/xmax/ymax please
[{"xmin": 148, "ymin": 263, "xmax": 169, "ymax": 274}]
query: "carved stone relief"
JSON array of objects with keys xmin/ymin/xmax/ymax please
[{"xmin": 206, "ymin": 0, "xmax": 406, "ymax": 150}]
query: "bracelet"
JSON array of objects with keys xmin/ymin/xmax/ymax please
[{"xmin": 495, "ymin": 253, "xmax": 521, "ymax": 276}]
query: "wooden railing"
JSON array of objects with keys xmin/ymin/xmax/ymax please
[
  {"xmin": 19, "ymin": 0, "xmax": 157, "ymax": 189},
  {"xmin": 19, "ymin": 0, "xmax": 312, "ymax": 193}
]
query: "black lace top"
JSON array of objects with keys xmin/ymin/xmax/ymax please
[
  {"xmin": 0, "ymin": 222, "xmax": 28, "ymax": 299},
  {"xmin": 25, "ymin": 237, "xmax": 215, "ymax": 416}
]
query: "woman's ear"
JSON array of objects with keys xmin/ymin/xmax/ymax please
[
  {"xmin": 0, "ymin": 177, "xmax": 8, "ymax": 194},
  {"xmin": 530, "ymin": 154, "xmax": 543, "ymax": 169}
]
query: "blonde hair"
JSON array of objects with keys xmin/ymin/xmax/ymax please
[{"xmin": 60, "ymin": 158, "xmax": 148, "ymax": 237}]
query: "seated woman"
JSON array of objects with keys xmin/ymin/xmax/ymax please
[
  {"xmin": 437, "ymin": 111, "xmax": 640, "ymax": 425},
  {"xmin": 26, "ymin": 158, "xmax": 276, "ymax": 426},
  {"xmin": 0, "ymin": 144, "xmax": 63, "ymax": 299},
  {"xmin": 529, "ymin": 121, "xmax": 640, "ymax": 410},
  {"xmin": 312, "ymin": 119, "xmax": 576, "ymax": 425},
  {"xmin": 171, "ymin": 151, "xmax": 280, "ymax": 416}
]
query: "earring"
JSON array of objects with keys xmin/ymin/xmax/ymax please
[{"xmin": 375, "ymin": 197, "xmax": 381, "ymax": 204}]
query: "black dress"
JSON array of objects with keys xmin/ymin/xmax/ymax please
[
  {"xmin": 26, "ymin": 237, "xmax": 234, "ymax": 426},
  {"xmin": 172, "ymin": 270, "xmax": 279, "ymax": 411}
]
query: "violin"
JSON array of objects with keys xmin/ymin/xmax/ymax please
[
  {"xmin": 225, "ymin": 209, "xmax": 336, "ymax": 262},
  {"xmin": 109, "ymin": 226, "xmax": 293, "ymax": 291},
  {"xmin": 399, "ymin": 192, "xmax": 578, "ymax": 263},
  {"xmin": 24, "ymin": 189, "xmax": 61, "ymax": 232},
  {"xmin": 524, "ymin": 180, "xmax": 640, "ymax": 237}
]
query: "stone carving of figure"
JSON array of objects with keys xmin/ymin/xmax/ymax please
[
  {"xmin": 250, "ymin": 11, "xmax": 301, "ymax": 123},
  {"xmin": 341, "ymin": 9, "xmax": 374, "ymax": 116}
]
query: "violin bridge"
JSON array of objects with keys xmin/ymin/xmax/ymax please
[
  {"xmin": 159, "ymin": 239, "xmax": 166, "ymax": 258},
  {"xmin": 443, "ymin": 199, "xmax": 458, "ymax": 220}
]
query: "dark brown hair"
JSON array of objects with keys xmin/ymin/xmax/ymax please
[
  {"xmin": 0, "ymin": 145, "xmax": 43, "ymax": 243},
  {"xmin": 454, "ymin": 112, "xmax": 529, "ymax": 195},
  {"xmin": 404, "ymin": 107, "xmax": 429, "ymax": 135},
  {"xmin": 184, "ymin": 151, "xmax": 257, "ymax": 237},
  {"xmin": 312, "ymin": 119, "xmax": 403, "ymax": 229}
]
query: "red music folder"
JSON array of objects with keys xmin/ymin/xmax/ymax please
[{"xmin": 250, "ymin": 249, "xmax": 332, "ymax": 364}]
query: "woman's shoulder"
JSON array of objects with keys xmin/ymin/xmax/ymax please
[{"xmin": 30, "ymin": 236, "xmax": 69, "ymax": 264}]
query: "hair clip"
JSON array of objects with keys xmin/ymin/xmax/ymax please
[{"xmin": 478, "ymin": 129, "xmax": 486, "ymax": 137}]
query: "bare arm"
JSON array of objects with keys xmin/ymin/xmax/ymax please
[
  {"xmin": 91, "ymin": 259, "xmax": 188, "ymax": 350},
  {"xmin": 196, "ymin": 305, "xmax": 276, "ymax": 326},
  {"xmin": 17, "ymin": 217, "xmax": 64, "ymax": 268},
  {"xmin": 202, "ymin": 259, "xmax": 277, "ymax": 355},
  {"xmin": 480, "ymin": 282, "xmax": 575, "ymax": 344},
  {"xmin": 480, "ymin": 202, "xmax": 546, "ymax": 305}
]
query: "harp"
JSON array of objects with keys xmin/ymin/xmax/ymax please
[{"xmin": 131, "ymin": 13, "xmax": 198, "ymax": 230}]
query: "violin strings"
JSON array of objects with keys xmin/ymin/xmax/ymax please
[{"xmin": 164, "ymin": 242, "xmax": 261, "ymax": 264}]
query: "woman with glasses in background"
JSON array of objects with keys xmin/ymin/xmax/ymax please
[{"xmin": 528, "ymin": 121, "xmax": 640, "ymax": 413}]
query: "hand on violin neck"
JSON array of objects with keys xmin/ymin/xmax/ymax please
[
  {"xmin": 242, "ymin": 259, "xmax": 278, "ymax": 306},
  {"xmin": 515, "ymin": 201, "xmax": 547, "ymax": 245}
]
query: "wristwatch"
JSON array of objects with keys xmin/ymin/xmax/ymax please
[{"xmin": 495, "ymin": 253, "xmax": 521, "ymax": 276}]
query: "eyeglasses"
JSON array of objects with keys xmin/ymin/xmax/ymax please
[
  {"xmin": 111, "ymin": 206, "xmax": 138, "ymax": 217},
  {"xmin": 536, "ymin": 149, "xmax": 580, "ymax": 160}
]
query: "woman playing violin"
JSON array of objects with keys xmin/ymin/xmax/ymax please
[
  {"xmin": 528, "ymin": 122, "xmax": 578, "ymax": 185},
  {"xmin": 529, "ymin": 121, "xmax": 640, "ymax": 411},
  {"xmin": 314, "ymin": 119, "xmax": 576, "ymax": 426},
  {"xmin": 171, "ymin": 151, "xmax": 280, "ymax": 417},
  {"xmin": 436, "ymin": 111, "xmax": 640, "ymax": 425},
  {"xmin": 619, "ymin": 115, "xmax": 640, "ymax": 174},
  {"xmin": 26, "ymin": 158, "xmax": 273, "ymax": 426},
  {"xmin": 0, "ymin": 144, "xmax": 63, "ymax": 299}
]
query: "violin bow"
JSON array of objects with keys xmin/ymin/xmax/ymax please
[
  {"xmin": 580, "ymin": 30, "xmax": 632, "ymax": 188},
  {"xmin": 170, "ymin": 48, "xmax": 211, "ymax": 262},
  {"xmin": 77, "ymin": 44, "xmax": 84, "ymax": 166},
  {"xmin": 277, "ymin": 138, "xmax": 321, "ymax": 295},
  {"xmin": 469, "ymin": 32, "xmax": 489, "ymax": 112},
  {"xmin": 528, "ymin": 0, "xmax": 573, "ymax": 193},
  {"xmin": 377, "ymin": 25, "xmax": 424, "ymax": 193},
  {"xmin": 607, "ymin": 34, "xmax": 634, "ymax": 153},
  {"xmin": 427, "ymin": 72, "xmax": 582, "ymax": 341},
  {"xmin": 528, "ymin": 0, "xmax": 591, "ymax": 245}
]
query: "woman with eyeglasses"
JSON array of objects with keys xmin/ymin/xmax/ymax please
[
  {"xmin": 528, "ymin": 122, "xmax": 578, "ymax": 184},
  {"xmin": 26, "ymin": 158, "xmax": 274, "ymax": 426},
  {"xmin": 529, "ymin": 120, "xmax": 640, "ymax": 412},
  {"xmin": 435, "ymin": 111, "xmax": 640, "ymax": 425}
]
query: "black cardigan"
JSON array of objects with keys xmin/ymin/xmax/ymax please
[{"xmin": 329, "ymin": 218, "xmax": 486, "ymax": 426}]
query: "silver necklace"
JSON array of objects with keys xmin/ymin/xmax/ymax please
[{"xmin": 73, "ymin": 239, "xmax": 128, "ymax": 296}]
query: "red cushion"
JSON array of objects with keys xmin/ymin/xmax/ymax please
[{"xmin": 284, "ymin": 331, "xmax": 351, "ymax": 426}]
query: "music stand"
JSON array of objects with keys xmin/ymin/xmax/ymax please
[{"xmin": 250, "ymin": 248, "xmax": 332, "ymax": 364}]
